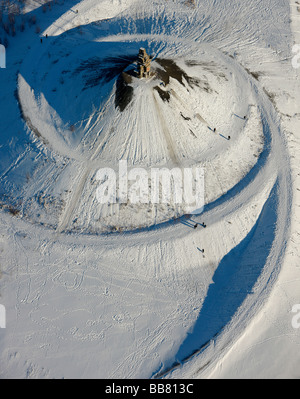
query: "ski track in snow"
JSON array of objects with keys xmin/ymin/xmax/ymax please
[{"xmin": 0, "ymin": 0, "xmax": 298, "ymax": 379}]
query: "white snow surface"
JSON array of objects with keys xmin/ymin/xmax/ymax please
[{"xmin": 0, "ymin": 0, "xmax": 299, "ymax": 379}]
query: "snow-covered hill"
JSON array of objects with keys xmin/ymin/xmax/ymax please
[{"xmin": 0, "ymin": 0, "xmax": 299, "ymax": 379}]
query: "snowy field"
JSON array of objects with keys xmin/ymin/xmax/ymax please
[{"xmin": 0, "ymin": 0, "xmax": 299, "ymax": 379}]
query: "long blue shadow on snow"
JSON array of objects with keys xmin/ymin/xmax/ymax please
[{"xmin": 154, "ymin": 180, "xmax": 278, "ymax": 378}]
